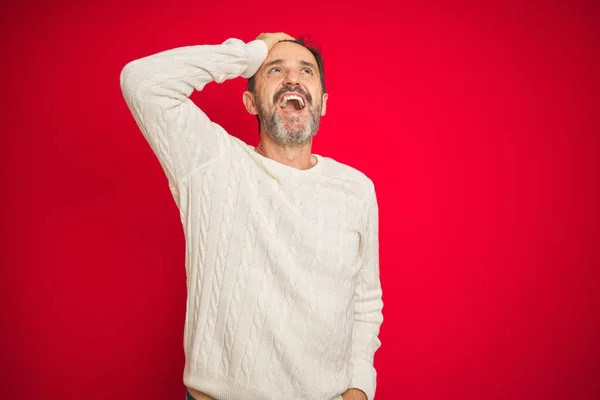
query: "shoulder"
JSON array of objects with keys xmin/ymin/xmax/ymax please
[{"xmin": 317, "ymin": 155, "xmax": 376, "ymax": 195}]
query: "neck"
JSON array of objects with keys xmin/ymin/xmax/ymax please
[{"xmin": 255, "ymin": 133, "xmax": 317, "ymax": 170}]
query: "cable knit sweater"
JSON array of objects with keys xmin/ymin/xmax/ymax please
[{"xmin": 120, "ymin": 38, "xmax": 383, "ymax": 400}]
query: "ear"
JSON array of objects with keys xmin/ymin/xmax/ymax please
[
  {"xmin": 320, "ymin": 93, "xmax": 329, "ymax": 116},
  {"xmin": 243, "ymin": 91, "xmax": 258, "ymax": 115}
]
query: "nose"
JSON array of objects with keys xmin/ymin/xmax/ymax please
[{"xmin": 284, "ymin": 69, "xmax": 300, "ymax": 86}]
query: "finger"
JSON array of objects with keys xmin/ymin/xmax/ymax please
[{"xmin": 271, "ymin": 32, "xmax": 292, "ymax": 40}]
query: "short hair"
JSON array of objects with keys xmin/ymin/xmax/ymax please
[{"xmin": 247, "ymin": 38, "xmax": 326, "ymax": 131}]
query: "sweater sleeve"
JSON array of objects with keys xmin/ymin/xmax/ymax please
[
  {"xmin": 350, "ymin": 188, "xmax": 384, "ymax": 399},
  {"xmin": 119, "ymin": 38, "xmax": 268, "ymax": 191}
]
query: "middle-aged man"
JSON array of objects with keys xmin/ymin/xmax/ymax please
[{"xmin": 120, "ymin": 32, "xmax": 383, "ymax": 400}]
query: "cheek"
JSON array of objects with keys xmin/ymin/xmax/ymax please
[
  {"xmin": 257, "ymin": 91, "xmax": 276, "ymax": 112},
  {"xmin": 310, "ymin": 90, "xmax": 323, "ymax": 106},
  {"xmin": 261, "ymin": 91, "xmax": 275, "ymax": 107},
  {"xmin": 306, "ymin": 82, "xmax": 321, "ymax": 98},
  {"xmin": 261, "ymin": 84, "xmax": 278, "ymax": 102}
]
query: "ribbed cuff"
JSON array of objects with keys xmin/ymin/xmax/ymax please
[
  {"xmin": 241, "ymin": 39, "xmax": 268, "ymax": 79},
  {"xmin": 350, "ymin": 357, "xmax": 377, "ymax": 399}
]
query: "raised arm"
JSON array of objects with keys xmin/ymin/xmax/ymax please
[
  {"xmin": 347, "ymin": 188, "xmax": 384, "ymax": 400},
  {"xmin": 119, "ymin": 38, "xmax": 268, "ymax": 192}
]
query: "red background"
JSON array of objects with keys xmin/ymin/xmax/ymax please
[{"xmin": 1, "ymin": 1, "xmax": 599, "ymax": 399}]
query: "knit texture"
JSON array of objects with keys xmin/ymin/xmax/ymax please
[{"xmin": 120, "ymin": 38, "xmax": 383, "ymax": 400}]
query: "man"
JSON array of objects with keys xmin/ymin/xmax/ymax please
[{"xmin": 120, "ymin": 32, "xmax": 383, "ymax": 400}]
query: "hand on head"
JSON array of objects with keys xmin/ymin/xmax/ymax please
[{"xmin": 256, "ymin": 32, "xmax": 295, "ymax": 52}]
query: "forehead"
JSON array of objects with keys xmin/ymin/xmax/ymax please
[{"xmin": 263, "ymin": 41, "xmax": 318, "ymax": 66}]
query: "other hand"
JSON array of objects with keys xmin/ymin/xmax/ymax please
[
  {"xmin": 256, "ymin": 32, "xmax": 295, "ymax": 53},
  {"xmin": 341, "ymin": 388, "xmax": 368, "ymax": 400}
]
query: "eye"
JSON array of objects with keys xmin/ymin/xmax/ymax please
[
  {"xmin": 301, "ymin": 68, "xmax": 314, "ymax": 75},
  {"xmin": 269, "ymin": 66, "xmax": 283, "ymax": 73}
]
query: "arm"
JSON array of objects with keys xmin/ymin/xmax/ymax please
[
  {"xmin": 119, "ymin": 37, "xmax": 268, "ymax": 193},
  {"xmin": 346, "ymin": 189, "xmax": 384, "ymax": 400}
]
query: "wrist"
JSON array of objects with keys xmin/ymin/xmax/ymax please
[{"xmin": 241, "ymin": 40, "xmax": 268, "ymax": 79}]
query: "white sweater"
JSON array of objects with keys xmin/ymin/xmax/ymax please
[{"xmin": 120, "ymin": 38, "xmax": 383, "ymax": 400}]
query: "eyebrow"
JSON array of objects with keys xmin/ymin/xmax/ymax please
[
  {"xmin": 263, "ymin": 59, "xmax": 318, "ymax": 71},
  {"xmin": 299, "ymin": 60, "xmax": 318, "ymax": 70},
  {"xmin": 263, "ymin": 59, "xmax": 284, "ymax": 69}
]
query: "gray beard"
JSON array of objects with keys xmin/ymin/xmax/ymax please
[{"xmin": 256, "ymin": 96, "xmax": 323, "ymax": 146}]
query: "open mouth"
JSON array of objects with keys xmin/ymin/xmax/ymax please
[{"xmin": 279, "ymin": 93, "xmax": 306, "ymax": 111}]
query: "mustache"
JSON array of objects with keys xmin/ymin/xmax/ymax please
[{"xmin": 273, "ymin": 86, "xmax": 313, "ymax": 106}]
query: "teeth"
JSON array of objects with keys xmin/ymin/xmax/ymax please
[{"xmin": 280, "ymin": 94, "xmax": 305, "ymax": 109}]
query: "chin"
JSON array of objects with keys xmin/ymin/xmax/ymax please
[{"xmin": 270, "ymin": 129, "xmax": 314, "ymax": 146}]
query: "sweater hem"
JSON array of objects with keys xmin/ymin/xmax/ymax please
[{"xmin": 184, "ymin": 364, "xmax": 293, "ymax": 400}]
